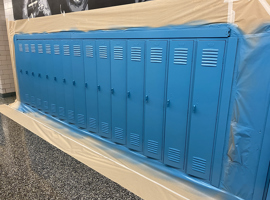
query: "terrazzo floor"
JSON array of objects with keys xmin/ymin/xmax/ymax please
[{"xmin": 0, "ymin": 96, "xmax": 142, "ymax": 200}]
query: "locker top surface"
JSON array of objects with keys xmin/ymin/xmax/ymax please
[{"xmin": 14, "ymin": 24, "xmax": 231, "ymax": 40}]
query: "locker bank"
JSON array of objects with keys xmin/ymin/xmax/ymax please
[{"xmin": 9, "ymin": 22, "xmax": 270, "ymax": 200}]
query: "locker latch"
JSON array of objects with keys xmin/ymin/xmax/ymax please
[
  {"xmin": 97, "ymin": 85, "xmax": 100, "ymax": 91},
  {"xmin": 111, "ymin": 88, "xmax": 114, "ymax": 94},
  {"xmin": 32, "ymin": 72, "xmax": 34, "ymax": 76},
  {"xmin": 167, "ymin": 100, "xmax": 170, "ymax": 107},
  {"xmin": 20, "ymin": 69, "xmax": 22, "ymax": 73},
  {"xmin": 193, "ymin": 105, "xmax": 196, "ymax": 113},
  {"xmin": 127, "ymin": 91, "xmax": 130, "ymax": 98},
  {"xmin": 85, "ymin": 83, "xmax": 88, "ymax": 88},
  {"xmin": 145, "ymin": 95, "xmax": 148, "ymax": 103},
  {"xmin": 38, "ymin": 73, "xmax": 41, "ymax": 78},
  {"xmin": 26, "ymin": 71, "xmax": 28, "ymax": 75},
  {"xmin": 46, "ymin": 75, "xmax": 49, "ymax": 79},
  {"xmin": 73, "ymin": 80, "xmax": 76, "ymax": 86},
  {"xmin": 54, "ymin": 77, "xmax": 57, "ymax": 81},
  {"xmin": 63, "ymin": 78, "xmax": 66, "ymax": 83}
]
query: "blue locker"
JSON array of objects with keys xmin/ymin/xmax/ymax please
[
  {"xmin": 53, "ymin": 41, "xmax": 65, "ymax": 120},
  {"xmin": 163, "ymin": 40, "xmax": 194, "ymax": 169},
  {"xmin": 83, "ymin": 40, "xmax": 98, "ymax": 132},
  {"xmin": 62, "ymin": 41, "xmax": 75, "ymax": 124},
  {"xmin": 144, "ymin": 40, "xmax": 168, "ymax": 160},
  {"xmin": 35, "ymin": 42, "xmax": 45, "ymax": 110},
  {"xmin": 42, "ymin": 42, "xmax": 53, "ymax": 112},
  {"xmin": 48, "ymin": 41, "xmax": 58, "ymax": 116},
  {"xmin": 186, "ymin": 40, "xmax": 226, "ymax": 180},
  {"xmin": 111, "ymin": 40, "xmax": 127, "ymax": 144},
  {"xmin": 15, "ymin": 42, "xmax": 26, "ymax": 103},
  {"xmin": 96, "ymin": 40, "xmax": 111, "ymax": 138},
  {"xmin": 29, "ymin": 42, "xmax": 38, "ymax": 107},
  {"xmin": 23, "ymin": 42, "xmax": 31, "ymax": 105},
  {"xmin": 126, "ymin": 40, "xmax": 145, "ymax": 151},
  {"xmin": 71, "ymin": 40, "xmax": 87, "ymax": 129}
]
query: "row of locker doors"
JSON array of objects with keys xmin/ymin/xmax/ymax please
[{"xmin": 16, "ymin": 38, "xmax": 226, "ymax": 180}]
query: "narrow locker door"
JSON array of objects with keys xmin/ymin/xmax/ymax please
[
  {"xmin": 53, "ymin": 41, "xmax": 65, "ymax": 120},
  {"xmin": 83, "ymin": 40, "xmax": 98, "ymax": 132},
  {"xmin": 36, "ymin": 42, "xmax": 45, "ymax": 110},
  {"xmin": 48, "ymin": 41, "xmax": 58, "ymax": 116},
  {"xmin": 23, "ymin": 41, "xmax": 31, "ymax": 105},
  {"xmin": 15, "ymin": 42, "xmax": 26, "ymax": 103},
  {"xmin": 71, "ymin": 40, "xmax": 87, "ymax": 129},
  {"xmin": 127, "ymin": 40, "xmax": 145, "ymax": 151},
  {"xmin": 43, "ymin": 42, "xmax": 52, "ymax": 112},
  {"xmin": 29, "ymin": 42, "xmax": 38, "ymax": 107},
  {"xmin": 111, "ymin": 40, "xmax": 127, "ymax": 144},
  {"xmin": 62, "ymin": 41, "xmax": 75, "ymax": 124},
  {"xmin": 187, "ymin": 40, "xmax": 226, "ymax": 180},
  {"xmin": 96, "ymin": 40, "xmax": 111, "ymax": 138},
  {"xmin": 144, "ymin": 40, "xmax": 168, "ymax": 160},
  {"xmin": 164, "ymin": 40, "xmax": 194, "ymax": 169}
]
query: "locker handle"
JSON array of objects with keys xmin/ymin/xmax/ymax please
[
  {"xmin": 38, "ymin": 73, "xmax": 41, "ymax": 78},
  {"xmin": 32, "ymin": 72, "xmax": 34, "ymax": 76},
  {"xmin": 111, "ymin": 88, "xmax": 114, "ymax": 94},
  {"xmin": 127, "ymin": 91, "xmax": 130, "ymax": 98},
  {"xmin": 145, "ymin": 95, "xmax": 148, "ymax": 103},
  {"xmin": 46, "ymin": 75, "xmax": 49, "ymax": 79},
  {"xmin": 26, "ymin": 71, "xmax": 28, "ymax": 75},
  {"xmin": 73, "ymin": 80, "xmax": 76, "ymax": 86},
  {"xmin": 54, "ymin": 77, "xmax": 57, "ymax": 81},
  {"xmin": 97, "ymin": 85, "xmax": 100, "ymax": 91},
  {"xmin": 85, "ymin": 83, "xmax": 88, "ymax": 88},
  {"xmin": 167, "ymin": 100, "xmax": 170, "ymax": 107},
  {"xmin": 193, "ymin": 105, "xmax": 196, "ymax": 113},
  {"xmin": 20, "ymin": 69, "xmax": 22, "ymax": 73},
  {"xmin": 63, "ymin": 78, "xmax": 66, "ymax": 83}
]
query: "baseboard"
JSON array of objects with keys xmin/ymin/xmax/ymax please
[{"xmin": 0, "ymin": 92, "xmax": 16, "ymax": 98}]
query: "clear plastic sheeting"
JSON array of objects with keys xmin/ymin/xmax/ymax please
[
  {"xmin": 220, "ymin": 26, "xmax": 270, "ymax": 200},
  {"xmin": 0, "ymin": 102, "xmax": 241, "ymax": 200}
]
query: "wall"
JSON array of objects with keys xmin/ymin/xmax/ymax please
[{"xmin": 0, "ymin": 0, "xmax": 15, "ymax": 96}]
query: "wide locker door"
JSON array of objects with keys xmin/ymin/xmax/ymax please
[
  {"xmin": 48, "ymin": 41, "xmax": 58, "ymax": 116},
  {"xmin": 83, "ymin": 40, "xmax": 98, "ymax": 132},
  {"xmin": 53, "ymin": 41, "xmax": 65, "ymax": 120},
  {"xmin": 71, "ymin": 41, "xmax": 87, "ymax": 129},
  {"xmin": 15, "ymin": 42, "xmax": 26, "ymax": 103},
  {"xmin": 62, "ymin": 41, "xmax": 75, "ymax": 124},
  {"xmin": 29, "ymin": 42, "xmax": 38, "ymax": 107},
  {"xmin": 42, "ymin": 42, "xmax": 53, "ymax": 112},
  {"xmin": 111, "ymin": 40, "xmax": 127, "ymax": 144},
  {"xmin": 36, "ymin": 42, "xmax": 45, "ymax": 110},
  {"xmin": 96, "ymin": 40, "xmax": 111, "ymax": 138},
  {"xmin": 187, "ymin": 40, "xmax": 226, "ymax": 180},
  {"xmin": 144, "ymin": 40, "xmax": 168, "ymax": 160},
  {"xmin": 126, "ymin": 40, "xmax": 145, "ymax": 151},
  {"xmin": 163, "ymin": 40, "xmax": 194, "ymax": 169}
]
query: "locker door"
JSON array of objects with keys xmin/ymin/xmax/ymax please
[
  {"xmin": 111, "ymin": 40, "xmax": 127, "ymax": 144},
  {"xmin": 48, "ymin": 41, "xmax": 58, "ymax": 116},
  {"xmin": 83, "ymin": 40, "xmax": 98, "ymax": 132},
  {"xmin": 71, "ymin": 40, "xmax": 87, "ymax": 129},
  {"xmin": 163, "ymin": 40, "xmax": 194, "ymax": 169},
  {"xmin": 53, "ymin": 41, "xmax": 65, "ymax": 120},
  {"xmin": 43, "ymin": 42, "xmax": 52, "ymax": 112},
  {"xmin": 29, "ymin": 42, "xmax": 38, "ymax": 107},
  {"xmin": 62, "ymin": 41, "xmax": 75, "ymax": 124},
  {"xmin": 15, "ymin": 42, "xmax": 26, "ymax": 103},
  {"xmin": 144, "ymin": 40, "xmax": 168, "ymax": 160},
  {"xmin": 36, "ymin": 42, "xmax": 45, "ymax": 110},
  {"xmin": 23, "ymin": 42, "xmax": 31, "ymax": 105},
  {"xmin": 96, "ymin": 40, "xmax": 111, "ymax": 138},
  {"xmin": 187, "ymin": 40, "xmax": 226, "ymax": 180},
  {"xmin": 127, "ymin": 40, "xmax": 145, "ymax": 151}
]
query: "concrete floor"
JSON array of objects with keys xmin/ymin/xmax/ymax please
[{"xmin": 0, "ymin": 96, "xmax": 142, "ymax": 200}]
